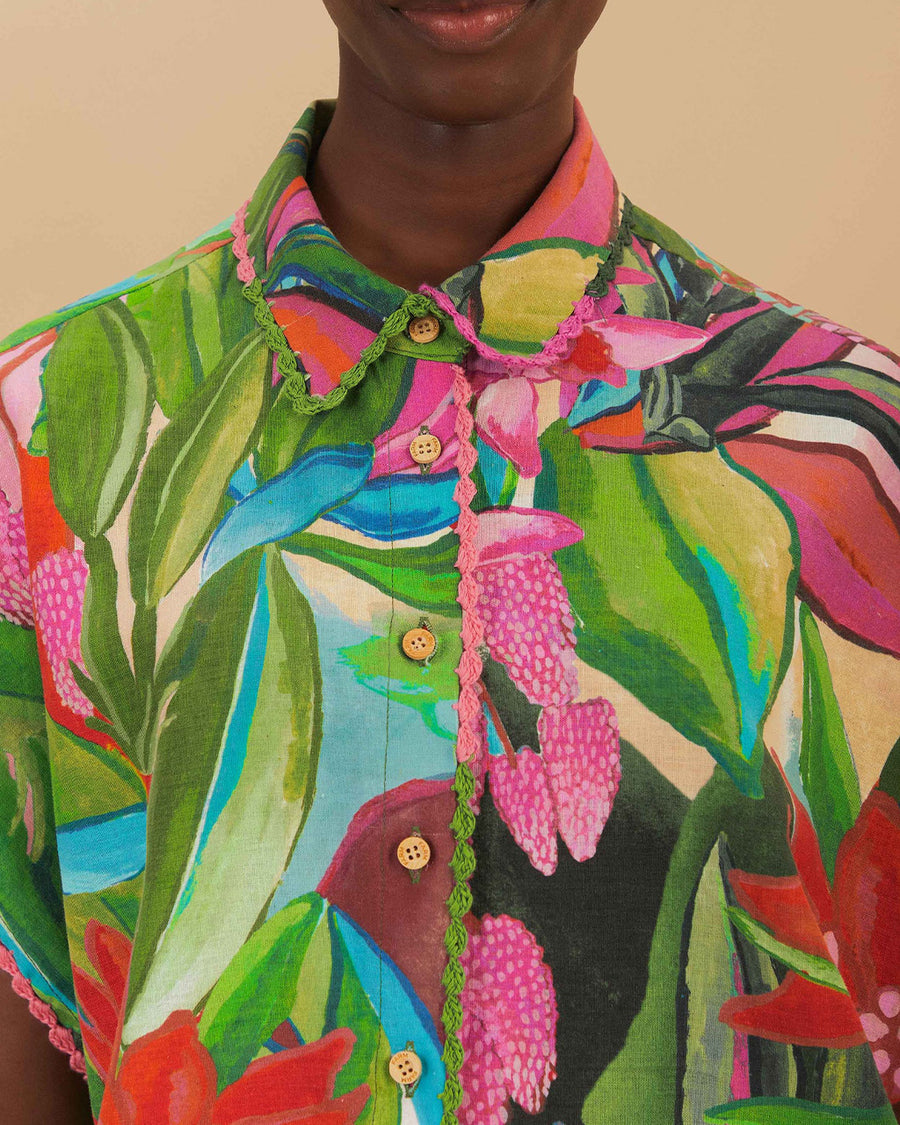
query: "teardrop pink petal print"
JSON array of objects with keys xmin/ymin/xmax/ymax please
[
  {"xmin": 488, "ymin": 747, "xmax": 559, "ymax": 875},
  {"xmin": 0, "ymin": 490, "xmax": 33, "ymax": 627},
  {"xmin": 460, "ymin": 914, "xmax": 558, "ymax": 1116},
  {"xmin": 31, "ymin": 547, "xmax": 92, "ymax": 717},
  {"xmin": 474, "ymin": 553, "xmax": 578, "ymax": 707},
  {"xmin": 458, "ymin": 1012, "xmax": 510, "ymax": 1125},
  {"xmin": 538, "ymin": 698, "xmax": 622, "ymax": 862}
]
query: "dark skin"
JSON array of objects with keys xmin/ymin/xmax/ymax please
[
  {"xmin": 313, "ymin": 0, "xmax": 609, "ymax": 289},
  {"xmin": 5, "ymin": 1, "xmax": 608, "ymax": 1119}
]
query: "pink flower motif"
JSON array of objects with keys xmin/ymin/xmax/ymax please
[
  {"xmin": 468, "ymin": 312, "xmax": 711, "ymax": 477},
  {"xmin": 472, "ymin": 378, "xmax": 541, "ymax": 479},
  {"xmin": 472, "ymin": 507, "xmax": 583, "ymax": 708},
  {"xmin": 474, "ymin": 552, "xmax": 578, "ymax": 708},
  {"xmin": 489, "ymin": 748, "xmax": 559, "ymax": 875},
  {"xmin": 31, "ymin": 547, "xmax": 92, "ymax": 717},
  {"xmin": 487, "ymin": 700, "xmax": 621, "ymax": 874},
  {"xmin": 539, "ymin": 700, "xmax": 621, "ymax": 862},
  {"xmin": 459, "ymin": 914, "xmax": 557, "ymax": 1125},
  {"xmin": 0, "ymin": 490, "xmax": 33, "ymax": 627}
]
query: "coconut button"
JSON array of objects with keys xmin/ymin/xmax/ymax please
[
  {"xmin": 406, "ymin": 314, "xmax": 441, "ymax": 344},
  {"xmin": 397, "ymin": 835, "xmax": 431, "ymax": 871}
]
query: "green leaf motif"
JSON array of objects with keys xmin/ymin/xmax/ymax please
[
  {"xmin": 0, "ymin": 703, "xmax": 77, "ymax": 1015},
  {"xmin": 0, "ymin": 618, "xmax": 43, "ymax": 700},
  {"xmin": 122, "ymin": 547, "xmax": 323, "ymax": 1044},
  {"xmin": 581, "ymin": 757, "xmax": 795, "ymax": 1125},
  {"xmin": 255, "ymin": 349, "xmax": 409, "ymax": 485},
  {"xmin": 537, "ymin": 423, "xmax": 797, "ymax": 796},
  {"xmin": 198, "ymin": 892, "xmax": 326, "ymax": 1092},
  {"xmin": 682, "ymin": 838, "xmax": 746, "ymax": 1122},
  {"xmin": 284, "ymin": 530, "xmax": 460, "ymax": 617},
  {"xmin": 726, "ymin": 906, "xmax": 848, "ymax": 993},
  {"xmin": 127, "ymin": 246, "xmax": 258, "ymax": 418},
  {"xmin": 44, "ymin": 717, "xmax": 145, "ymax": 829},
  {"xmin": 798, "ymin": 603, "xmax": 861, "ymax": 880},
  {"xmin": 326, "ymin": 913, "xmax": 399, "ymax": 1124},
  {"xmin": 78, "ymin": 535, "xmax": 142, "ymax": 756},
  {"xmin": 703, "ymin": 1097, "xmax": 897, "ymax": 1123},
  {"xmin": 128, "ymin": 330, "xmax": 270, "ymax": 606},
  {"xmin": 197, "ymin": 891, "xmax": 402, "ymax": 1123},
  {"xmin": 43, "ymin": 298, "xmax": 155, "ymax": 539}
]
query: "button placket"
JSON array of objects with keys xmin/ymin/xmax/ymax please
[
  {"xmin": 388, "ymin": 1042, "xmax": 423, "ymax": 1096},
  {"xmin": 396, "ymin": 826, "xmax": 431, "ymax": 883},
  {"xmin": 406, "ymin": 313, "xmax": 442, "ymax": 344},
  {"xmin": 401, "ymin": 618, "xmax": 437, "ymax": 665},
  {"xmin": 409, "ymin": 425, "xmax": 442, "ymax": 474}
]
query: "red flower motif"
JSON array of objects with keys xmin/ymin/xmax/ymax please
[
  {"xmin": 98, "ymin": 1013, "xmax": 368, "ymax": 1125},
  {"xmin": 73, "ymin": 918, "xmax": 132, "ymax": 1082},
  {"xmin": 718, "ymin": 774, "xmax": 900, "ymax": 1109},
  {"xmin": 73, "ymin": 919, "xmax": 369, "ymax": 1124}
]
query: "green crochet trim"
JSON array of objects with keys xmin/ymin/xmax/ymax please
[
  {"xmin": 239, "ymin": 279, "xmax": 442, "ymax": 415},
  {"xmin": 584, "ymin": 194, "xmax": 635, "ymax": 299},
  {"xmin": 438, "ymin": 757, "xmax": 478, "ymax": 1125}
]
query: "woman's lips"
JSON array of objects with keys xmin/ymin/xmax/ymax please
[{"xmin": 393, "ymin": 3, "xmax": 533, "ymax": 50}]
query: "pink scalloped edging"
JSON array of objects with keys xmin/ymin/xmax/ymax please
[
  {"xmin": 422, "ymin": 285, "xmax": 598, "ymax": 371},
  {"xmin": 227, "ymin": 193, "xmax": 602, "ymax": 377},
  {"xmin": 230, "ymin": 198, "xmax": 257, "ymax": 284},
  {"xmin": 451, "ymin": 362, "xmax": 484, "ymax": 765},
  {"xmin": 0, "ymin": 941, "xmax": 87, "ymax": 1076}
]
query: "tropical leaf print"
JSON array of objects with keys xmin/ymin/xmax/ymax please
[
  {"xmin": 121, "ymin": 546, "xmax": 323, "ymax": 1044},
  {"xmin": 702, "ymin": 1098, "xmax": 897, "ymax": 1122},
  {"xmin": 797, "ymin": 603, "xmax": 862, "ymax": 879},
  {"xmin": 538, "ymin": 421, "xmax": 798, "ymax": 796},
  {"xmin": 127, "ymin": 245, "xmax": 258, "ymax": 417},
  {"xmin": 128, "ymin": 329, "xmax": 271, "ymax": 606},
  {"xmin": 201, "ymin": 442, "xmax": 374, "ymax": 583},
  {"xmin": 42, "ymin": 298, "xmax": 155, "ymax": 540},
  {"xmin": 0, "ymin": 705, "xmax": 76, "ymax": 1016}
]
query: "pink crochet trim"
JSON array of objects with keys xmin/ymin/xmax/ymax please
[
  {"xmin": 421, "ymin": 286, "xmax": 598, "ymax": 371},
  {"xmin": 451, "ymin": 363, "xmax": 484, "ymax": 765},
  {"xmin": 230, "ymin": 198, "xmax": 257, "ymax": 284},
  {"xmin": 0, "ymin": 941, "xmax": 87, "ymax": 1076},
  {"xmin": 229, "ymin": 192, "xmax": 599, "ymax": 374}
]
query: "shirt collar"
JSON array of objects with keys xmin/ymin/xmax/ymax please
[{"xmin": 240, "ymin": 95, "xmax": 624, "ymax": 391}]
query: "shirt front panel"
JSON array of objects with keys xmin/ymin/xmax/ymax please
[{"xmin": 0, "ymin": 96, "xmax": 898, "ymax": 1125}]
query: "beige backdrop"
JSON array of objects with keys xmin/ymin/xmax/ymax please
[{"xmin": 1, "ymin": 1, "xmax": 898, "ymax": 349}]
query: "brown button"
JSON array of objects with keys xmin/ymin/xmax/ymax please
[
  {"xmin": 389, "ymin": 1047, "xmax": 423, "ymax": 1087},
  {"xmin": 407, "ymin": 314, "xmax": 441, "ymax": 344},
  {"xmin": 402, "ymin": 627, "xmax": 436, "ymax": 662},
  {"xmin": 397, "ymin": 835, "xmax": 431, "ymax": 871},
  {"xmin": 409, "ymin": 432, "xmax": 442, "ymax": 466}
]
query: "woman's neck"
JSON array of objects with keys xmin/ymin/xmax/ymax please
[{"xmin": 306, "ymin": 43, "xmax": 578, "ymax": 291}]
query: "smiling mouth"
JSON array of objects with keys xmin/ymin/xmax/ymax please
[{"xmin": 388, "ymin": 1, "xmax": 535, "ymax": 51}]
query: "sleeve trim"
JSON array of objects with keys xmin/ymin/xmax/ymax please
[{"xmin": 0, "ymin": 940, "xmax": 87, "ymax": 1078}]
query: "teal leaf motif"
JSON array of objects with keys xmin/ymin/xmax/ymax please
[{"xmin": 201, "ymin": 443, "xmax": 374, "ymax": 583}]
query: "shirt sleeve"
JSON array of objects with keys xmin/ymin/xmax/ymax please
[{"xmin": 0, "ymin": 406, "xmax": 85, "ymax": 1075}]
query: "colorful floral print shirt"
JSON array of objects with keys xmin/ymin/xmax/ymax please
[{"xmin": 0, "ymin": 93, "xmax": 899, "ymax": 1125}]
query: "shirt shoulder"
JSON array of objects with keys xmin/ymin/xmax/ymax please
[
  {"xmin": 628, "ymin": 200, "xmax": 898, "ymax": 352},
  {"xmin": 0, "ymin": 214, "xmax": 258, "ymax": 449},
  {"xmin": 0, "ymin": 213, "xmax": 239, "ymax": 363}
]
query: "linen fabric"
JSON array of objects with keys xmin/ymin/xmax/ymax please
[{"xmin": 0, "ymin": 94, "xmax": 899, "ymax": 1124}]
